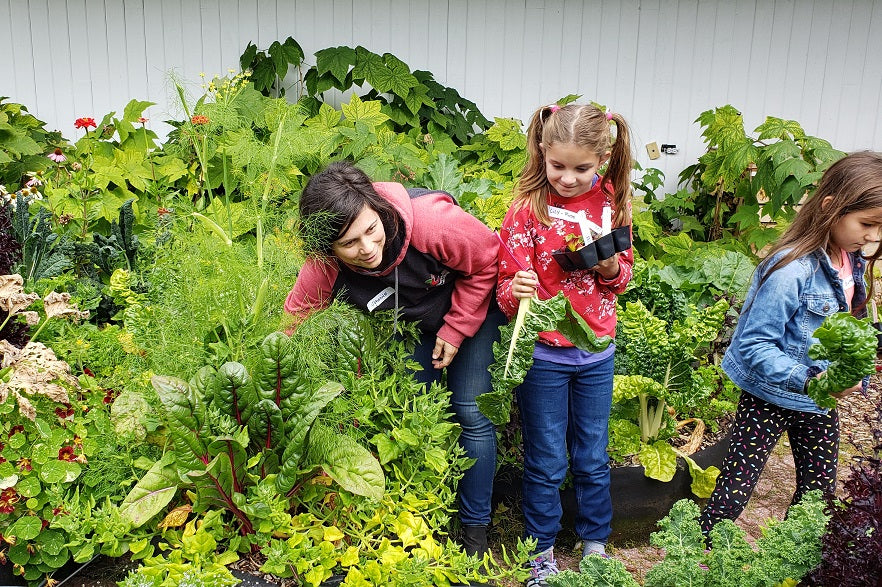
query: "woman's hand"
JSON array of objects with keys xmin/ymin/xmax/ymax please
[
  {"xmin": 432, "ymin": 336, "xmax": 459, "ymax": 369},
  {"xmin": 593, "ymin": 253, "xmax": 620, "ymax": 280},
  {"xmin": 511, "ymin": 270, "xmax": 539, "ymax": 300}
]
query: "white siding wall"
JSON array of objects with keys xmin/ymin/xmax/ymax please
[{"xmin": 2, "ymin": 0, "xmax": 881, "ymax": 193}]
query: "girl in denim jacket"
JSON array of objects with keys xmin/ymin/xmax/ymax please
[{"xmin": 699, "ymin": 151, "xmax": 882, "ymax": 536}]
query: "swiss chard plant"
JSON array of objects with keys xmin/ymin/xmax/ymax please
[
  {"xmin": 611, "ymin": 297, "xmax": 731, "ymax": 496},
  {"xmin": 805, "ymin": 312, "xmax": 878, "ymax": 409},
  {"xmin": 120, "ymin": 331, "xmax": 384, "ymax": 541},
  {"xmin": 476, "ymin": 292, "xmax": 612, "ymax": 426}
]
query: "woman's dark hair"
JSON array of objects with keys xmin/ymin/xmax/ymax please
[{"xmin": 298, "ymin": 161, "xmax": 399, "ymax": 256}]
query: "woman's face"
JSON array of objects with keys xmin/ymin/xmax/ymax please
[{"xmin": 331, "ymin": 205, "xmax": 387, "ymax": 269}]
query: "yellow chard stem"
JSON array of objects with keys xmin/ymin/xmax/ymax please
[{"xmin": 504, "ymin": 296, "xmax": 532, "ymax": 378}]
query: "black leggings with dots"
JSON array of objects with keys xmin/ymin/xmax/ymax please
[{"xmin": 699, "ymin": 392, "xmax": 839, "ymax": 535}]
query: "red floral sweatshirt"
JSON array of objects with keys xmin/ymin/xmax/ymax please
[
  {"xmin": 285, "ymin": 182, "xmax": 499, "ymax": 347},
  {"xmin": 496, "ymin": 178, "xmax": 633, "ymax": 346}
]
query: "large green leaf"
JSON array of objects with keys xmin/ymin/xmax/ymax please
[
  {"xmin": 119, "ymin": 453, "xmax": 178, "ymax": 528},
  {"xmin": 341, "ymin": 95, "xmax": 389, "ymax": 129},
  {"xmin": 308, "ymin": 423, "xmax": 384, "ymax": 500},
  {"xmin": 276, "ymin": 381, "xmax": 345, "ymax": 494},
  {"xmin": 315, "ymin": 46, "xmax": 357, "ymax": 84},
  {"xmin": 638, "ymin": 441, "xmax": 678, "ymax": 482}
]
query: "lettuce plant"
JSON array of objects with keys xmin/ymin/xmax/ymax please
[{"xmin": 806, "ymin": 312, "xmax": 878, "ymax": 409}]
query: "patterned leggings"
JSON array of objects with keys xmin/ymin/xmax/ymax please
[{"xmin": 699, "ymin": 392, "xmax": 839, "ymax": 535}]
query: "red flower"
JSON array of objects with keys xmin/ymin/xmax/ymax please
[
  {"xmin": 57, "ymin": 446, "xmax": 76, "ymax": 461},
  {"xmin": 137, "ymin": 117, "xmax": 149, "ymax": 124},
  {"xmin": 8, "ymin": 426, "xmax": 24, "ymax": 437},
  {"xmin": 82, "ymin": 367, "xmax": 95, "ymax": 377},
  {"xmin": 17, "ymin": 458, "xmax": 32, "ymax": 472},
  {"xmin": 190, "ymin": 114, "xmax": 210, "ymax": 125},
  {"xmin": 157, "ymin": 207, "xmax": 171, "ymax": 217},
  {"xmin": 0, "ymin": 488, "xmax": 19, "ymax": 514},
  {"xmin": 55, "ymin": 405, "xmax": 75, "ymax": 419},
  {"xmin": 103, "ymin": 389, "xmax": 119, "ymax": 405},
  {"xmin": 74, "ymin": 117, "xmax": 97, "ymax": 129}
]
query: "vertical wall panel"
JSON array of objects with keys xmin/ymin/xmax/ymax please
[{"xmin": 2, "ymin": 0, "xmax": 881, "ymax": 194}]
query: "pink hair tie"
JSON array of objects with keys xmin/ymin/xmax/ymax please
[
  {"xmin": 549, "ymin": 105, "xmax": 560, "ymax": 113},
  {"xmin": 606, "ymin": 111, "xmax": 614, "ymax": 121}
]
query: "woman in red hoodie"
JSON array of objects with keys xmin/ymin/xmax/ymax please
[{"xmin": 285, "ymin": 161, "xmax": 504, "ymax": 556}]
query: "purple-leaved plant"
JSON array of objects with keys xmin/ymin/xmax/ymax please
[{"xmin": 803, "ymin": 398, "xmax": 882, "ymax": 586}]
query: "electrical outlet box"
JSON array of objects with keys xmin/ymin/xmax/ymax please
[{"xmin": 646, "ymin": 142, "xmax": 660, "ymax": 160}]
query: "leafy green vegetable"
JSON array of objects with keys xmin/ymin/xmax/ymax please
[
  {"xmin": 476, "ymin": 292, "xmax": 611, "ymax": 425},
  {"xmin": 643, "ymin": 493, "xmax": 828, "ymax": 587},
  {"xmin": 547, "ymin": 552, "xmax": 640, "ymax": 586},
  {"xmin": 806, "ymin": 312, "xmax": 877, "ymax": 409},
  {"xmin": 611, "ymin": 298, "xmax": 728, "ymax": 492}
]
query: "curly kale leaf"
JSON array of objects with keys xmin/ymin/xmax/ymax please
[{"xmin": 807, "ymin": 312, "xmax": 877, "ymax": 409}]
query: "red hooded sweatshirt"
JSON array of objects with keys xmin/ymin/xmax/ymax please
[{"xmin": 285, "ymin": 182, "xmax": 499, "ymax": 347}]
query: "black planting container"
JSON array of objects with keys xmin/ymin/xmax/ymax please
[
  {"xmin": 551, "ymin": 226, "xmax": 632, "ymax": 271},
  {"xmin": 552, "ymin": 242, "xmax": 599, "ymax": 271}
]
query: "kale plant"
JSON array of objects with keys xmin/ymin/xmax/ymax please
[{"xmin": 644, "ymin": 494, "xmax": 828, "ymax": 587}]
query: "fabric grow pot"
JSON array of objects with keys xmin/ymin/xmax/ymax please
[{"xmin": 492, "ymin": 432, "xmax": 731, "ymax": 545}]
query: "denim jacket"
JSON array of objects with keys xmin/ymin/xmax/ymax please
[{"xmin": 722, "ymin": 248, "xmax": 867, "ymax": 414}]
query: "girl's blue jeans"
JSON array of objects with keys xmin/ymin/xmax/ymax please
[
  {"xmin": 411, "ymin": 304, "xmax": 506, "ymax": 527},
  {"xmin": 516, "ymin": 354, "xmax": 614, "ymax": 552}
]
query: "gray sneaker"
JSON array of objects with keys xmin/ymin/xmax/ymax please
[{"xmin": 525, "ymin": 547, "xmax": 559, "ymax": 586}]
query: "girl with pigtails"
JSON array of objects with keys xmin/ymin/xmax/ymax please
[{"xmin": 496, "ymin": 103, "xmax": 635, "ymax": 585}]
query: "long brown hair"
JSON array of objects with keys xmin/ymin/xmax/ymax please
[
  {"xmin": 761, "ymin": 151, "xmax": 882, "ymax": 309},
  {"xmin": 515, "ymin": 103, "xmax": 633, "ymax": 227},
  {"xmin": 298, "ymin": 161, "xmax": 399, "ymax": 257}
]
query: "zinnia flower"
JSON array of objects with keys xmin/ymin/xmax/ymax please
[
  {"xmin": 74, "ymin": 117, "xmax": 97, "ymax": 129},
  {"xmin": 47, "ymin": 148, "xmax": 66, "ymax": 163},
  {"xmin": 191, "ymin": 114, "xmax": 210, "ymax": 125}
]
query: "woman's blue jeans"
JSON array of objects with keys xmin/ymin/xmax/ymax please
[
  {"xmin": 411, "ymin": 305, "xmax": 506, "ymax": 527},
  {"xmin": 516, "ymin": 354, "xmax": 614, "ymax": 551}
]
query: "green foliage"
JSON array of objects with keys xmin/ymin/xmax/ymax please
[
  {"xmin": 304, "ymin": 44, "xmax": 491, "ymax": 145},
  {"xmin": 806, "ymin": 312, "xmax": 878, "ymax": 409},
  {"xmin": 477, "ymin": 293, "xmax": 612, "ymax": 426},
  {"xmin": 611, "ymin": 298, "xmax": 729, "ymax": 493},
  {"xmin": 547, "ymin": 553, "xmax": 640, "ymax": 587},
  {"xmin": 0, "ymin": 350, "xmax": 155, "ymax": 582},
  {"xmin": 128, "ymin": 330, "xmax": 383, "ymax": 540},
  {"xmin": 670, "ymin": 105, "xmax": 845, "ymax": 248},
  {"xmin": 644, "ymin": 494, "xmax": 828, "ymax": 587},
  {"xmin": 117, "ymin": 512, "xmax": 239, "ymax": 587},
  {"xmin": 239, "ymin": 36, "xmax": 306, "ymax": 98},
  {"xmin": 0, "ymin": 98, "xmax": 63, "ymax": 190}
]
